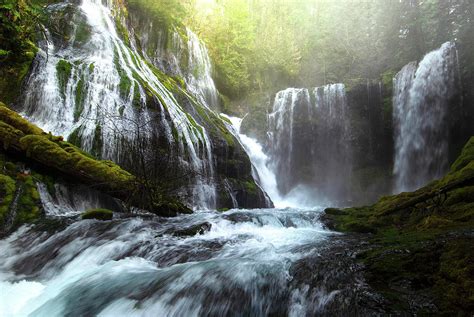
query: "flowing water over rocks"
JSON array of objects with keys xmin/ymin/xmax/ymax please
[
  {"xmin": 0, "ymin": 208, "xmax": 386, "ymax": 316},
  {"xmin": 21, "ymin": 0, "xmax": 217, "ymax": 209}
]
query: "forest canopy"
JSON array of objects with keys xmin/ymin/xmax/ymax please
[{"xmin": 129, "ymin": 0, "xmax": 473, "ymax": 100}]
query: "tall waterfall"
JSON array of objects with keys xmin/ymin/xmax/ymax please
[
  {"xmin": 393, "ymin": 42, "xmax": 460, "ymax": 192},
  {"xmin": 21, "ymin": 0, "xmax": 216, "ymax": 209},
  {"xmin": 267, "ymin": 84, "xmax": 352, "ymax": 205}
]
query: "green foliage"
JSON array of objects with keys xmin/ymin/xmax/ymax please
[
  {"xmin": 0, "ymin": 0, "xmax": 50, "ymax": 103},
  {"xmin": 126, "ymin": 0, "xmax": 188, "ymax": 33},
  {"xmin": 0, "ymin": 0, "xmax": 41, "ymax": 59},
  {"xmin": 81, "ymin": 208, "xmax": 113, "ymax": 220}
]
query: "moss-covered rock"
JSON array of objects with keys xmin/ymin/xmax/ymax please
[
  {"xmin": 56, "ymin": 59, "xmax": 73, "ymax": 99},
  {"xmin": 152, "ymin": 199, "xmax": 193, "ymax": 217},
  {"xmin": 450, "ymin": 136, "xmax": 474, "ymax": 173},
  {"xmin": 322, "ymin": 136, "xmax": 474, "ymax": 314},
  {"xmin": 81, "ymin": 208, "xmax": 113, "ymax": 220},
  {"xmin": 0, "ymin": 173, "xmax": 16, "ymax": 227}
]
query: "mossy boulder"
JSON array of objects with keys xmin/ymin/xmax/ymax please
[
  {"xmin": 81, "ymin": 208, "xmax": 113, "ymax": 220},
  {"xmin": 152, "ymin": 199, "xmax": 193, "ymax": 217}
]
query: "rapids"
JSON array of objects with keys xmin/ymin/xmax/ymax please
[
  {"xmin": 0, "ymin": 121, "xmax": 371, "ymax": 317},
  {"xmin": 0, "ymin": 208, "xmax": 342, "ymax": 316}
]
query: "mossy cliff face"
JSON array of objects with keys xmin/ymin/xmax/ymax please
[
  {"xmin": 0, "ymin": 103, "xmax": 191, "ymax": 224},
  {"xmin": 322, "ymin": 137, "xmax": 474, "ymax": 315},
  {"xmin": 6, "ymin": 0, "xmax": 267, "ymax": 210},
  {"xmin": 121, "ymin": 6, "xmax": 269, "ymax": 209}
]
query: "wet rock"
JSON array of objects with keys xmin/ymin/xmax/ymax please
[{"xmin": 169, "ymin": 222, "xmax": 212, "ymax": 237}]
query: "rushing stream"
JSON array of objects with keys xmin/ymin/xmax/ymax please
[
  {"xmin": 0, "ymin": 207, "xmax": 344, "ymax": 316},
  {"xmin": 0, "ymin": 124, "xmax": 376, "ymax": 316}
]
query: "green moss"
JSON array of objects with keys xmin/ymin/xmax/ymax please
[
  {"xmin": 243, "ymin": 180, "xmax": 257, "ymax": 194},
  {"xmin": 15, "ymin": 174, "xmax": 41, "ymax": 225},
  {"xmin": 194, "ymin": 102, "xmax": 235, "ymax": 147},
  {"xmin": 74, "ymin": 77, "xmax": 85, "ymax": 121},
  {"xmin": 0, "ymin": 104, "xmax": 43, "ymax": 135},
  {"xmin": 450, "ymin": 136, "xmax": 474, "ymax": 173},
  {"xmin": 81, "ymin": 208, "xmax": 113, "ymax": 220},
  {"xmin": 74, "ymin": 20, "xmax": 92, "ymax": 44},
  {"xmin": 0, "ymin": 49, "xmax": 36, "ymax": 105},
  {"xmin": 435, "ymin": 239, "xmax": 474, "ymax": 312},
  {"xmin": 56, "ymin": 59, "xmax": 73, "ymax": 99},
  {"xmin": 132, "ymin": 83, "xmax": 142, "ymax": 108},
  {"xmin": 114, "ymin": 48, "xmax": 132, "ymax": 98},
  {"xmin": 91, "ymin": 124, "xmax": 103, "ymax": 158},
  {"xmin": 67, "ymin": 126, "xmax": 83, "ymax": 147},
  {"xmin": 381, "ymin": 70, "xmax": 395, "ymax": 91},
  {"xmin": 0, "ymin": 173, "xmax": 16, "ymax": 227},
  {"xmin": 114, "ymin": 17, "xmax": 130, "ymax": 46},
  {"xmin": 0, "ymin": 121, "xmax": 25, "ymax": 150}
]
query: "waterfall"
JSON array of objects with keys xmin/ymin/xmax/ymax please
[
  {"xmin": 184, "ymin": 29, "xmax": 219, "ymax": 110},
  {"xmin": 21, "ymin": 0, "xmax": 216, "ymax": 209},
  {"xmin": 222, "ymin": 114, "xmax": 280, "ymax": 207},
  {"xmin": 222, "ymin": 83, "xmax": 351, "ymax": 208},
  {"xmin": 393, "ymin": 41, "xmax": 460, "ymax": 192},
  {"xmin": 133, "ymin": 16, "xmax": 219, "ymax": 111},
  {"xmin": 266, "ymin": 84, "xmax": 352, "ymax": 205},
  {"xmin": 267, "ymin": 88, "xmax": 310, "ymax": 194}
]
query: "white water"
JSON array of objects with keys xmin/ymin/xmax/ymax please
[
  {"xmin": 0, "ymin": 208, "xmax": 339, "ymax": 316},
  {"xmin": 393, "ymin": 42, "xmax": 460, "ymax": 192},
  {"xmin": 21, "ymin": 0, "xmax": 216, "ymax": 209},
  {"xmin": 184, "ymin": 29, "xmax": 220, "ymax": 110}
]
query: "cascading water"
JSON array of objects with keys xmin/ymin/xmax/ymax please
[
  {"xmin": 21, "ymin": 0, "xmax": 216, "ymax": 209},
  {"xmin": 221, "ymin": 114, "xmax": 281, "ymax": 207},
  {"xmin": 184, "ymin": 29, "xmax": 220, "ymax": 110},
  {"xmin": 137, "ymin": 25, "xmax": 219, "ymax": 110},
  {"xmin": 393, "ymin": 41, "xmax": 460, "ymax": 192},
  {"xmin": 267, "ymin": 84, "xmax": 352, "ymax": 205}
]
